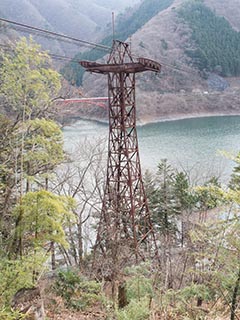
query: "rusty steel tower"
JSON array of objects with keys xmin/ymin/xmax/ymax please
[{"xmin": 80, "ymin": 41, "xmax": 161, "ymax": 272}]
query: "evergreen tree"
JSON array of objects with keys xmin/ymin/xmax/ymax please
[
  {"xmin": 178, "ymin": 0, "xmax": 240, "ymax": 76},
  {"xmin": 12, "ymin": 190, "xmax": 75, "ymax": 256},
  {"xmin": 0, "ymin": 38, "xmax": 64, "ymax": 257},
  {"xmin": 150, "ymin": 159, "xmax": 179, "ymax": 235},
  {"xmin": 0, "ymin": 38, "xmax": 73, "ymax": 317},
  {"xmin": 229, "ymin": 152, "xmax": 240, "ymax": 191},
  {"xmin": 0, "ymin": 37, "xmax": 61, "ymax": 118}
]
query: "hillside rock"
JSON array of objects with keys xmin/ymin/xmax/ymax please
[
  {"xmin": 12, "ymin": 287, "xmax": 45, "ymax": 320},
  {"xmin": 207, "ymin": 74, "xmax": 229, "ymax": 92}
]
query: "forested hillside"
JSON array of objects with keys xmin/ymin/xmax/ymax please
[
  {"xmin": 178, "ymin": 0, "xmax": 240, "ymax": 76},
  {"xmin": 61, "ymin": 0, "xmax": 174, "ymax": 86},
  {"xmin": 1, "ymin": 1, "xmax": 240, "ymax": 318},
  {"xmin": 64, "ymin": 0, "xmax": 240, "ymax": 87},
  {"xmin": 0, "ymin": 0, "xmax": 140, "ymax": 55},
  {"xmin": 0, "ymin": 40, "xmax": 240, "ymax": 318},
  {"xmin": 78, "ymin": 0, "xmax": 240, "ymax": 124}
]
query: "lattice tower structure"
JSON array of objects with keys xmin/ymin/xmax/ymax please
[{"xmin": 80, "ymin": 41, "xmax": 161, "ymax": 274}]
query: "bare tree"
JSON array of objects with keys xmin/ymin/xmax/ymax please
[{"xmin": 50, "ymin": 138, "xmax": 106, "ymax": 268}]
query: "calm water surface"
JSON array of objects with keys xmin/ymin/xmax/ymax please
[{"xmin": 63, "ymin": 116, "xmax": 240, "ymax": 182}]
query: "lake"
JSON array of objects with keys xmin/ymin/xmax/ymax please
[{"xmin": 63, "ymin": 115, "xmax": 240, "ymax": 183}]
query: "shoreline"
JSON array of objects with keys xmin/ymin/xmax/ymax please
[
  {"xmin": 137, "ymin": 112, "xmax": 240, "ymax": 126},
  {"xmin": 63, "ymin": 112, "xmax": 240, "ymax": 128}
]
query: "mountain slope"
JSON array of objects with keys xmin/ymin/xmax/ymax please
[
  {"xmin": 205, "ymin": 0, "xmax": 240, "ymax": 31},
  {"xmin": 79, "ymin": 0, "xmax": 240, "ymax": 123},
  {"xmin": 1, "ymin": 0, "xmax": 240, "ymax": 123},
  {"xmin": 0, "ymin": 0, "xmax": 140, "ymax": 54},
  {"xmin": 61, "ymin": 0, "xmax": 174, "ymax": 86},
  {"xmin": 178, "ymin": 1, "xmax": 240, "ymax": 76}
]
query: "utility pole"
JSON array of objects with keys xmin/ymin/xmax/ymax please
[{"xmin": 80, "ymin": 40, "xmax": 161, "ymax": 277}]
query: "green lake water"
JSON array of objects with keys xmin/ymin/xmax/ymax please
[{"xmin": 63, "ymin": 115, "xmax": 240, "ymax": 183}]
